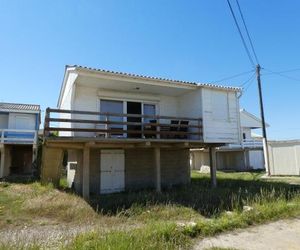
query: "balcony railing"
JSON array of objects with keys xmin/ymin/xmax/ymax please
[
  {"xmin": 44, "ymin": 108, "xmax": 203, "ymax": 141},
  {"xmin": 242, "ymin": 139, "xmax": 263, "ymax": 148},
  {"xmin": 222, "ymin": 138, "xmax": 263, "ymax": 149},
  {"xmin": 0, "ymin": 129, "xmax": 37, "ymax": 144}
]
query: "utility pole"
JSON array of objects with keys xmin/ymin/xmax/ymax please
[{"xmin": 256, "ymin": 64, "xmax": 270, "ymax": 176}]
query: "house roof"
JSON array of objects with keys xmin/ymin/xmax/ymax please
[
  {"xmin": 240, "ymin": 109, "xmax": 269, "ymax": 129},
  {"xmin": 69, "ymin": 65, "xmax": 242, "ymax": 91},
  {"xmin": 58, "ymin": 65, "xmax": 242, "ymax": 107},
  {"xmin": 0, "ymin": 102, "xmax": 40, "ymax": 113}
]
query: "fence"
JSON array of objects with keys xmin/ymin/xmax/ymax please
[{"xmin": 268, "ymin": 140, "xmax": 300, "ymax": 176}]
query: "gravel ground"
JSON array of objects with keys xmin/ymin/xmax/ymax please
[
  {"xmin": 194, "ymin": 218, "xmax": 300, "ymax": 250},
  {"xmin": 0, "ymin": 224, "xmax": 97, "ymax": 249}
]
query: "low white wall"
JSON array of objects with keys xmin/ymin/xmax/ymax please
[
  {"xmin": 268, "ymin": 140, "xmax": 300, "ymax": 176},
  {"xmin": 248, "ymin": 150, "xmax": 264, "ymax": 170}
]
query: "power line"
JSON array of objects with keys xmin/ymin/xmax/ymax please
[
  {"xmin": 211, "ymin": 69, "xmax": 254, "ymax": 83},
  {"xmin": 226, "ymin": 0, "xmax": 256, "ymax": 67},
  {"xmin": 235, "ymin": 0, "xmax": 259, "ymax": 64},
  {"xmin": 263, "ymin": 68, "xmax": 300, "ymax": 82},
  {"xmin": 242, "ymin": 74, "xmax": 256, "ymax": 93},
  {"xmin": 239, "ymin": 72, "xmax": 256, "ymax": 87},
  {"xmin": 226, "ymin": 0, "xmax": 270, "ymax": 174},
  {"xmin": 263, "ymin": 67, "xmax": 300, "ymax": 75}
]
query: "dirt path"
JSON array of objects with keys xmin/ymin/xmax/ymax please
[{"xmin": 194, "ymin": 218, "xmax": 300, "ymax": 250}]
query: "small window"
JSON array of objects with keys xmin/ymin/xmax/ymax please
[
  {"xmin": 69, "ymin": 162, "xmax": 77, "ymax": 170},
  {"xmin": 243, "ymin": 133, "xmax": 246, "ymax": 140}
]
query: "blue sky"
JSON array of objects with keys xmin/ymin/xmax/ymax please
[{"xmin": 1, "ymin": 0, "xmax": 300, "ymax": 139}]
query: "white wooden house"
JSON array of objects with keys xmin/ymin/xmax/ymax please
[
  {"xmin": 41, "ymin": 65, "xmax": 242, "ymax": 198},
  {"xmin": 0, "ymin": 102, "xmax": 40, "ymax": 178},
  {"xmin": 190, "ymin": 109, "xmax": 267, "ymax": 171}
]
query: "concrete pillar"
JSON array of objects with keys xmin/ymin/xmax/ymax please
[
  {"xmin": 209, "ymin": 147, "xmax": 217, "ymax": 188},
  {"xmin": 82, "ymin": 146, "xmax": 90, "ymax": 200},
  {"xmin": 0, "ymin": 145, "xmax": 5, "ymax": 178},
  {"xmin": 41, "ymin": 146, "xmax": 63, "ymax": 186},
  {"xmin": 243, "ymin": 149, "xmax": 250, "ymax": 170},
  {"xmin": 154, "ymin": 147, "xmax": 161, "ymax": 192},
  {"xmin": 32, "ymin": 144, "xmax": 37, "ymax": 163}
]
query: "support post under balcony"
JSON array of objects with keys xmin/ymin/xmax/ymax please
[{"xmin": 209, "ymin": 147, "xmax": 217, "ymax": 188}]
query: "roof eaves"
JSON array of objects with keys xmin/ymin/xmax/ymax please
[{"xmin": 70, "ymin": 65, "xmax": 241, "ymax": 92}]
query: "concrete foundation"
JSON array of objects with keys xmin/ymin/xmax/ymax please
[
  {"xmin": 41, "ymin": 147, "xmax": 64, "ymax": 186},
  {"xmin": 66, "ymin": 147, "xmax": 190, "ymax": 196}
]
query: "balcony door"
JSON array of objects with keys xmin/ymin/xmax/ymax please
[
  {"xmin": 127, "ymin": 102, "xmax": 142, "ymax": 138},
  {"xmin": 100, "ymin": 100, "xmax": 124, "ymax": 137}
]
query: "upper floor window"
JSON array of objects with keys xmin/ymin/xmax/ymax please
[
  {"xmin": 243, "ymin": 133, "xmax": 246, "ymax": 140},
  {"xmin": 0, "ymin": 114, "xmax": 8, "ymax": 129},
  {"xmin": 100, "ymin": 100, "xmax": 123, "ymax": 130}
]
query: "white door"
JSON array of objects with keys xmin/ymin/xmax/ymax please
[{"xmin": 100, "ymin": 150, "xmax": 125, "ymax": 194}]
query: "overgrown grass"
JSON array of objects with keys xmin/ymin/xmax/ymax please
[
  {"xmin": 0, "ymin": 181, "xmax": 99, "ymax": 227},
  {"xmin": 1, "ymin": 171, "xmax": 300, "ymax": 249},
  {"xmin": 65, "ymin": 222, "xmax": 190, "ymax": 250},
  {"xmin": 64, "ymin": 171, "xmax": 300, "ymax": 250},
  {"xmin": 92, "ymin": 171, "xmax": 300, "ymax": 218}
]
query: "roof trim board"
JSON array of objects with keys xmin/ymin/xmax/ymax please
[{"xmin": 58, "ymin": 64, "xmax": 242, "ymax": 107}]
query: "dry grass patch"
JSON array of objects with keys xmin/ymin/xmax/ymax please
[
  {"xmin": 0, "ymin": 182, "xmax": 124, "ymax": 228},
  {"xmin": 22, "ymin": 189, "xmax": 97, "ymax": 223},
  {"xmin": 1, "ymin": 172, "xmax": 300, "ymax": 249}
]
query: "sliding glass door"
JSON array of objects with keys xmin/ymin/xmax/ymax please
[
  {"xmin": 100, "ymin": 100, "xmax": 124, "ymax": 137},
  {"xmin": 99, "ymin": 99, "xmax": 157, "ymax": 138}
]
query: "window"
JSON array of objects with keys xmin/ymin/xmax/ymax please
[
  {"xmin": 100, "ymin": 100, "xmax": 123, "ymax": 130},
  {"xmin": 212, "ymin": 91, "xmax": 229, "ymax": 121},
  {"xmin": 143, "ymin": 104, "xmax": 156, "ymax": 123},
  {"xmin": 243, "ymin": 133, "xmax": 246, "ymax": 140}
]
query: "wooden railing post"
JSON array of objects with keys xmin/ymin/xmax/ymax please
[
  {"xmin": 105, "ymin": 114, "xmax": 109, "ymax": 138},
  {"xmin": 44, "ymin": 107, "xmax": 50, "ymax": 137},
  {"xmin": 0, "ymin": 130, "xmax": 3, "ymax": 144},
  {"xmin": 156, "ymin": 117, "xmax": 160, "ymax": 139},
  {"xmin": 198, "ymin": 118, "xmax": 202, "ymax": 140}
]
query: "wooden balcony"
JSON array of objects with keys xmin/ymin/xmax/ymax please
[
  {"xmin": 0, "ymin": 129, "xmax": 37, "ymax": 144},
  {"xmin": 44, "ymin": 108, "xmax": 203, "ymax": 143}
]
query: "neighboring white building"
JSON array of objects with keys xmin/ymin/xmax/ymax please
[
  {"xmin": 191, "ymin": 109, "xmax": 267, "ymax": 171},
  {"xmin": 42, "ymin": 65, "xmax": 243, "ymax": 197},
  {"xmin": 268, "ymin": 140, "xmax": 300, "ymax": 176},
  {"xmin": 0, "ymin": 102, "xmax": 40, "ymax": 178}
]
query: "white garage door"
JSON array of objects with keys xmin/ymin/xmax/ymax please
[{"xmin": 100, "ymin": 150, "xmax": 125, "ymax": 194}]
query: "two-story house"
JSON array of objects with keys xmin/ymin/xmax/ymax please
[
  {"xmin": 41, "ymin": 65, "xmax": 242, "ymax": 198},
  {"xmin": 190, "ymin": 109, "xmax": 267, "ymax": 171},
  {"xmin": 0, "ymin": 102, "xmax": 40, "ymax": 178}
]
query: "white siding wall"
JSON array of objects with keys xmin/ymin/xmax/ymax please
[
  {"xmin": 178, "ymin": 89, "xmax": 202, "ymax": 139},
  {"xmin": 59, "ymin": 72, "xmax": 77, "ymax": 136},
  {"xmin": 67, "ymin": 79, "xmax": 240, "ymax": 142},
  {"xmin": 72, "ymin": 85, "xmax": 179, "ymax": 137},
  {"xmin": 269, "ymin": 141, "xmax": 300, "ymax": 175},
  {"xmin": 178, "ymin": 89, "xmax": 202, "ymax": 118},
  {"xmin": 242, "ymin": 128, "xmax": 252, "ymax": 139},
  {"xmin": 202, "ymin": 88, "xmax": 240, "ymax": 143},
  {"xmin": 8, "ymin": 113, "xmax": 36, "ymax": 130},
  {"xmin": 73, "ymin": 86, "xmax": 99, "ymax": 137}
]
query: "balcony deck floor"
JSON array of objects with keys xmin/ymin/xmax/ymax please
[{"xmin": 44, "ymin": 136, "xmax": 223, "ymax": 149}]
